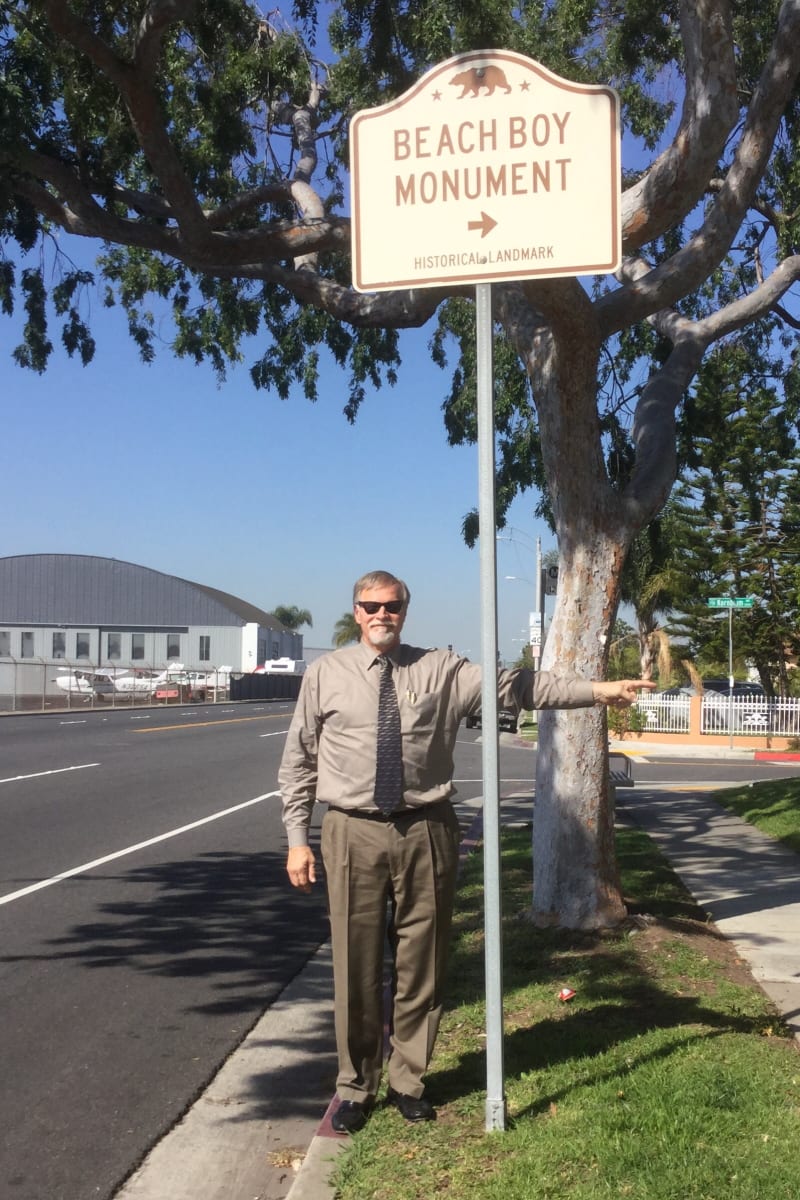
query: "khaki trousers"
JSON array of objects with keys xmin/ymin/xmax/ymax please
[{"xmin": 321, "ymin": 802, "xmax": 460, "ymax": 1101}]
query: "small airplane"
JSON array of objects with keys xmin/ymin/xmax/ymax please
[
  {"xmin": 53, "ymin": 666, "xmax": 173, "ymax": 700},
  {"xmin": 111, "ymin": 668, "xmax": 169, "ymax": 698},
  {"xmin": 53, "ymin": 668, "xmax": 118, "ymax": 699},
  {"xmin": 53, "ymin": 664, "xmax": 231, "ymax": 703}
]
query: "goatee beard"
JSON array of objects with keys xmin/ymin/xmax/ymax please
[{"xmin": 369, "ymin": 626, "xmax": 397, "ymax": 649}]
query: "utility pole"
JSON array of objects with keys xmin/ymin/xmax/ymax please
[{"xmin": 530, "ymin": 536, "xmax": 543, "ymax": 664}]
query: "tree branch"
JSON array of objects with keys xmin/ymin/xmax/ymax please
[
  {"xmin": 271, "ymin": 79, "xmax": 327, "ymax": 271},
  {"xmin": 621, "ymin": 0, "xmax": 738, "ymax": 253},
  {"xmin": 695, "ymin": 254, "xmax": 800, "ymax": 340},
  {"xmin": 604, "ymin": 0, "xmax": 800, "ymax": 332},
  {"xmin": 7, "ymin": 151, "xmax": 352, "ymax": 265},
  {"xmin": 44, "ymin": 0, "xmax": 212, "ymax": 248},
  {"xmin": 626, "ymin": 329, "xmax": 705, "ymax": 521},
  {"xmin": 208, "ymin": 259, "xmax": 448, "ymax": 328},
  {"xmin": 134, "ymin": 0, "xmax": 196, "ymax": 76}
]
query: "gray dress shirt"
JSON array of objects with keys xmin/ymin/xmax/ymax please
[{"xmin": 279, "ymin": 640, "xmax": 596, "ymax": 847}]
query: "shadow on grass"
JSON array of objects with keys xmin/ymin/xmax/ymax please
[{"xmin": 428, "ymin": 823, "xmax": 776, "ymax": 1116}]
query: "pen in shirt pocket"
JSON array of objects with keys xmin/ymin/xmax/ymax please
[{"xmin": 406, "ymin": 690, "xmax": 417, "ymax": 704}]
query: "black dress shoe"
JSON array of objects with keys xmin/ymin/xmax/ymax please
[
  {"xmin": 331, "ymin": 1099, "xmax": 370, "ymax": 1134},
  {"xmin": 387, "ymin": 1087, "xmax": 436, "ymax": 1122}
]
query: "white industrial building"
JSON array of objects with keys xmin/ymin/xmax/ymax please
[{"xmin": 0, "ymin": 554, "xmax": 302, "ymax": 684}]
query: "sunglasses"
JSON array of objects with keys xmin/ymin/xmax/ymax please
[{"xmin": 356, "ymin": 600, "xmax": 405, "ymax": 615}]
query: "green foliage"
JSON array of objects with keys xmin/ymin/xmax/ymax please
[
  {"xmin": 607, "ymin": 701, "xmax": 647, "ymax": 736},
  {"xmin": 333, "ymin": 610, "xmax": 360, "ymax": 646},
  {"xmin": 607, "ymin": 618, "xmax": 643, "ymax": 679},
  {"xmin": 250, "ymin": 286, "xmax": 401, "ymax": 416},
  {"xmin": 269, "ymin": 604, "xmax": 313, "ymax": 630},
  {"xmin": 12, "ymin": 268, "xmax": 52, "ymax": 371},
  {"xmin": 662, "ymin": 340, "xmax": 800, "ymax": 694},
  {"xmin": 432, "ymin": 296, "xmax": 546, "ymax": 540}
]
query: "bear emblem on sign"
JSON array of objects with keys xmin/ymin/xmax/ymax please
[{"xmin": 449, "ymin": 65, "xmax": 513, "ymax": 98}]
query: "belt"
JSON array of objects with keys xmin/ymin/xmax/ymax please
[{"xmin": 326, "ymin": 800, "xmax": 447, "ymax": 823}]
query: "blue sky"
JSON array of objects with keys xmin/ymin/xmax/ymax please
[{"xmin": 1, "ymin": 242, "xmax": 554, "ymax": 662}]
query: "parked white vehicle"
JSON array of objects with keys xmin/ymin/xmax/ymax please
[{"xmin": 252, "ymin": 658, "xmax": 306, "ymax": 674}]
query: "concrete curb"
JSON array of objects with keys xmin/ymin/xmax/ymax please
[
  {"xmin": 113, "ymin": 942, "xmax": 337, "ymax": 1200},
  {"xmin": 283, "ymin": 1101, "xmax": 350, "ymax": 1200}
]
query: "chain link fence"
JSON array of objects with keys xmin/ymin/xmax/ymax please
[{"xmin": 0, "ymin": 658, "xmax": 235, "ymax": 713}]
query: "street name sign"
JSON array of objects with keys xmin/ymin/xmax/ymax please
[
  {"xmin": 707, "ymin": 597, "xmax": 755, "ymax": 608},
  {"xmin": 350, "ymin": 49, "xmax": 621, "ymax": 291}
]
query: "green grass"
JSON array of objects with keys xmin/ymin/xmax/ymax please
[
  {"xmin": 332, "ymin": 823, "xmax": 800, "ymax": 1200},
  {"xmin": 713, "ymin": 777, "xmax": 800, "ymax": 853}
]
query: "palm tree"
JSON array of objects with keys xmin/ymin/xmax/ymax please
[
  {"xmin": 619, "ymin": 518, "xmax": 682, "ymax": 680},
  {"xmin": 270, "ymin": 605, "xmax": 313, "ymax": 631},
  {"xmin": 333, "ymin": 612, "xmax": 360, "ymax": 647}
]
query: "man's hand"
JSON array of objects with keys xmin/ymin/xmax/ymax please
[
  {"xmin": 593, "ymin": 679, "xmax": 658, "ymax": 708},
  {"xmin": 287, "ymin": 845, "xmax": 317, "ymax": 893}
]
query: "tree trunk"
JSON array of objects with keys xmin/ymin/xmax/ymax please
[
  {"xmin": 511, "ymin": 284, "xmax": 638, "ymax": 928},
  {"xmin": 532, "ymin": 529, "xmax": 626, "ymax": 929}
]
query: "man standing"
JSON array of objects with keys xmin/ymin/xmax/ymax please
[{"xmin": 280, "ymin": 570, "xmax": 655, "ymax": 1133}]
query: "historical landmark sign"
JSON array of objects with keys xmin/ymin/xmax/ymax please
[{"xmin": 350, "ymin": 49, "xmax": 621, "ymax": 292}]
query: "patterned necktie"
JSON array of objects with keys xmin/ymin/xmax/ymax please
[{"xmin": 374, "ymin": 655, "xmax": 403, "ymax": 814}]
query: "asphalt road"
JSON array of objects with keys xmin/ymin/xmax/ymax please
[
  {"xmin": 0, "ymin": 701, "xmax": 329, "ymax": 1200},
  {"xmin": 3, "ymin": 705, "xmax": 799, "ymax": 1200}
]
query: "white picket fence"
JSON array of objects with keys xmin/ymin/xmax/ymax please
[{"xmin": 636, "ymin": 693, "xmax": 800, "ymax": 736}]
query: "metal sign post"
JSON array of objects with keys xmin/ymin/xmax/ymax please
[{"xmin": 476, "ymin": 282, "xmax": 506, "ymax": 1132}]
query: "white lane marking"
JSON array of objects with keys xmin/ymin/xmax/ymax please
[
  {"xmin": 452, "ymin": 777, "xmax": 533, "ymax": 785},
  {"xmin": 259, "ymin": 731, "xmax": 289, "ymax": 738},
  {"xmin": 0, "ymin": 763, "xmax": 100, "ymax": 785},
  {"xmin": 59, "ymin": 720, "xmax": 87, "ymax": 726},
  {"xmin": 0, "ymin": 790, "xmax": 280, "ymax": 907}
]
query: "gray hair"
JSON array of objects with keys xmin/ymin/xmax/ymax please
[{"xmin": 353, "ymin": 570, "xmax": 410, "ymax": 608}]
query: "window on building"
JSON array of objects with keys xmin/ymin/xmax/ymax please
[
  {"xmin": 107, "ymin": 633, "xmax": 121, "ymax": 660},
  {"xmin": 0, "ymin": 631, "xmax": 10, "ymax": 657},
  {"xmin": 131, "ymin": 634, "xmax": 145, "ymax": 661},
  {"xmin": 76, "ymin": 632, "xmax": 90, "ymax": 659},
  {"xmin": 21, "ymin": 631, "xmax": 34, "ymax": 657},
  {"xmin": 52, "ymin": 631, "xmax": 66, "ymax": 659},
  {"xmin": 199, "ymin": 635, "xmax": 211, "ymax": 662},
  {"xmin": 167, "ymin": 633, "xmax": 181, "ymax": 659},
  {"xmin": 271, "ymin": 641, "xmax": 279, "ymax": 658}
]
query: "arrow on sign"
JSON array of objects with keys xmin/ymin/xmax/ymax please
[{"xmin": 468, "ymin": 212, "xmax": 497, "ymax": 238}]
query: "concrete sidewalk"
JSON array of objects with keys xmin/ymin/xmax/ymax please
[{"xmin": 619, "ymin": 785, "xmax": 800, "ymax": 1040}]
